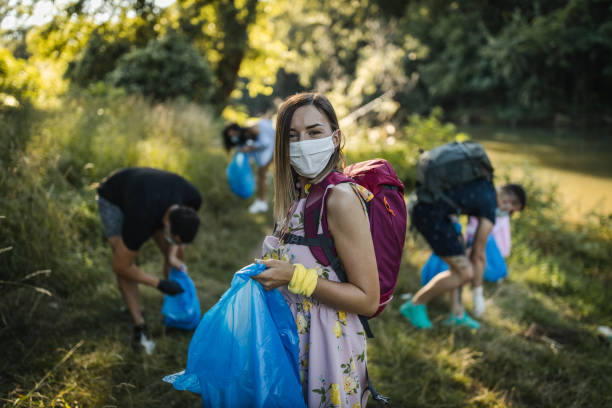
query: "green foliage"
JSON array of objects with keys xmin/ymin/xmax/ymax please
[
  {"xmin": 65, "ymin": 28, "xmax": 132, "ymax": 87},
  {"xmin": 4, "ymin": 0, "xmax": 612, "ymax": 122},
  {"xmin": 108, "ymin": 34, "xmax": 214, "ymax": 103},
  {"xmin": 24, "ymin": 14, "xmax": 96, "ymax": 67},
  {"xmin": 242, "ymin": 0, "xmax": 423, "ymax": 121},
  {"xmin": 346, "ymin": 108, "xmax": 467, "ymax": 188},
  {"xmin": 406, "ymin": 0, "xmax": 612, "ymax": 120},
  {"xmin": 481, "ymin": 0, "xmax": 612, "ymax": 118},
  {"xmin": 172, "ymin": 0, "xmax": 259, "ymax": 109},
  {"xmin": 400, "ymin": 107, "xmax": 469, "ymax": 150},
  {"xmin": 0, "ymin": 47, "xmax": 40, "ymax": 169},
  {"xmin": 0, "ymin": 47, "xmax": 40, "ymax": 104}
]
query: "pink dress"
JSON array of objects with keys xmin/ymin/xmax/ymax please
[{"xmin": 262, "ymin": 194, "xmax": 370, "ymax": 408}]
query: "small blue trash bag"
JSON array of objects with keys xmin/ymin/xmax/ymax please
[
  {"xmin": 163, "ymin": 263, "xmax": 306, "ymax": 408},
  {"xmin": 421, "ymin": 226, "xmax": 508, "ymax": 286},
  {"xmin": 481, "ymin": 235, "xmax": 508, "ymax": 282},
  {"xmin": 162, "ymin": 266, "xmax": 201, "ymax": 330},
  {"xmin": 226, "ymin": 151, "xmax": 255, "ymax": 199}
]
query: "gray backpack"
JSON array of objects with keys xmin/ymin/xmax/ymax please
[{"xmin": 415, "ymin": 141, "xmax": 494, "ymax": 211}]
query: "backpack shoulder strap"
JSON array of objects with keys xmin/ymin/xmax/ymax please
[
  {"xmin": 304, "ymin": 171, "xmax": 352, "ymax": 270},
  {"xmin": 309, "ymin": 173, "xmax": 377, "ymax": 338},
  {"xmin": 282, "ymin": 171, "xmax": 355, "ymax": 277}
]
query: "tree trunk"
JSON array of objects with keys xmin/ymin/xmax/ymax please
[{"xmin": 211, "ymin": 0, "xmax": 259, "ymax": 112}]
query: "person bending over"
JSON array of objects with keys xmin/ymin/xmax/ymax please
[
  {"xmin": 223, "ymin": 119, "xmax": 275, "ymax": 213},
  {"xmin": 402, "ymin": 180, "xmax": 525, "ymax": 329},
  {"xmin": 97, "ymin": 167, "xmax": 201, "ymax": 348}
]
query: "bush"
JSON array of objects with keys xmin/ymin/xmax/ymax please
[
  {"xmin": 0, "ymin": 47, "xmax": 41, "ymax": 102},
  {"xmin": 108, "ymin": 34, "xmax": 214, "ymax": 103},
  {"xmin": 345, "ymin": 108, "xmax": 467, "ymax": 189},
  {"xmin": 65, "ymin": 29, "xmax": 132, "ymax": 87},
  {"xmin": 0, "ymin": 48, "xmax": 41, "ymax": 170}
]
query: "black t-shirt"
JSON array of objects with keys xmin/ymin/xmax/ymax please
[{"xmin": 97, "ymin": 167, "xmax": 202, "ymax": 250}]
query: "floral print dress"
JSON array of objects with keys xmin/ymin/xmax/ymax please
[{"xmin": 262, "ymin": 184, "xmax": 372, "ymax": 408}]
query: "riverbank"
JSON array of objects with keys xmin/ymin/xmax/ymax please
[{"xmin": 464, "ymin": 125, "xmax": 612, "ymax": 222}]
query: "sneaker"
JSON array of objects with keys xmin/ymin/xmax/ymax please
[
  {"xmin": 248, "ymin": 199, "xmax": 269, "ymax": 214},
  {"xmin": 400, "ymin": 297, "xmax": 432, "ymax": 329},
  {"xmin": 443, "ymin": 312, "xmax": 481, "ymax": 330},
  {"xmin": 473, "ymin": 286, "xmax": 485, "ymax": 317},
  {"xmin": 132, "ymin": 324, "xmax": 156, "ymax": 355}
]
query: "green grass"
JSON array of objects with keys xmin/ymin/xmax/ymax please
[{"xmin": 1, "ymin": 94, "xmax": 611, "ymax": 407}]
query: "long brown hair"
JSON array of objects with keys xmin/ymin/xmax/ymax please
[{"xmin": 273, "ymin": 92, "xmax": 345, "ymax": 223}]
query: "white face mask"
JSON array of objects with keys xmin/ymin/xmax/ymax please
[{"xmin": 289, "ymin": 132, "xmax": 337, "ymax": 178}]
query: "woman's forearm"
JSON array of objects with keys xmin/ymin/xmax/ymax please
[{"xmin": 311, "ymin": 277, "xmax": 379, "ymax": 317}]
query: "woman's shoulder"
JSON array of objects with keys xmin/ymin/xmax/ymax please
[{"xmin": 326, "ymin": 182, "xmax": 363, "ymax": 216}]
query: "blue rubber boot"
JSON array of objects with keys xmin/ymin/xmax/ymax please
[
  {"xmin": 400, "ymin": 297, "xmax": 433, "ymax": 329},
  {"xmin": 443, "ymin": 311, "xmax": 481, "ymax": 330}
]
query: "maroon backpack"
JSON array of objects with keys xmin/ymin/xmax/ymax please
[{"xmin": 283, "ymin": 159, "xmax": 407, "ymax": 337}]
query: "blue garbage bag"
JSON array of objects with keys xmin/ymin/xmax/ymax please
[
  {"xmin": 163, "ymin": 263, "xmax": 305, "ymax": 408},
  {"xmin": 421, "ymin": 226, "xmax": 508, "ymax": 285},
  {"xmin": 421, "ymin": 252, "xmax": 450, "ymax": 286},
  {"xmin": 162, "ymin": 266, "xmax": 201, "ymax": 330},
  {"xmin": 226, "ymin": 151, "xmax": 255, "ymax": 199},
  {"xmin": 481, "ymin": 235, "xmax": 507, "ymax": 282}
]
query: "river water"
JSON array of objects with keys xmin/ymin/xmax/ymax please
[{"xmin": 461, "ymin": 125, "xmax": 612, "ymax": 222}]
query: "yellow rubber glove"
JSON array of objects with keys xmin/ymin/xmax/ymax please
[{"xmin": 288, "ymin": 263, "xmax": 318, "ymax": 297}]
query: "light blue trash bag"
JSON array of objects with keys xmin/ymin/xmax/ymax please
[
  {"xmin": 163, "ymin": 263, "xmax": 306, "ymax": 408},
  {"xmin": 226, "ymin": 151, "xmax": 255, "ymax": 199},
  {"xmin": 162, "ymin": 266, "xmax": 201, "ymax": 330},
  {"xmin": 421, "ymin": 223, "xmax": 508, "ymax": 285}
]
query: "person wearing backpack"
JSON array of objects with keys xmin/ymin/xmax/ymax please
[
  {"xmin": 223, "ymin": 119, "xmax": 275, "ymax": 213},
  {"xmin": 402, "ymin": 142, "xmax": 526, "ymax": 329},
  {"xmin": 251, "ymin": 93, "xmax": 405, "ymax": 407}
]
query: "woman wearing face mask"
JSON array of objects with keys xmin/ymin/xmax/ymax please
[{"xmin": 252, "ymin": 93, "xmax": 379, "ymax": 407}]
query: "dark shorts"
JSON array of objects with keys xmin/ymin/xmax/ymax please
[
  {"xmin": 97, "ymin": 196, "xmax": 123, "ymax": 239},
  {"xmin": 412, "ymin": 179, "xmax": 496, "ymax": 257}
]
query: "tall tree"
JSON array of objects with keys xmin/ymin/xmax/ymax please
[{"xmin": 175, "ymin": 0, "xmax": 259, "ymax": 110}]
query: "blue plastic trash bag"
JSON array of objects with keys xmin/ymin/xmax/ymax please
[
  {"xmin": 163, "ymin": 263, "xmax": 305, "ymax": 408},
  {"xmin": 162, "ymin": 266, "xmax": 201, "ymax": 330},
  {"xmin": 421, "ymin": 252, "xmax": 450, "ymax": 286},
  {"xmin": 421, "ymin": 224, "xmax": 508, "ymax": 285},
  {"xmin": 482, "ymin": 234, "xmax": 507, "ymax": 282},
  {"xmin": 226, "ymin": 151, "xmax": 255, "ymax": 199}
]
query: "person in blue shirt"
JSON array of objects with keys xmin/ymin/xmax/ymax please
[{"xmin": 223, "ymin": 119, "xmax": 275, "ymax": 213}]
